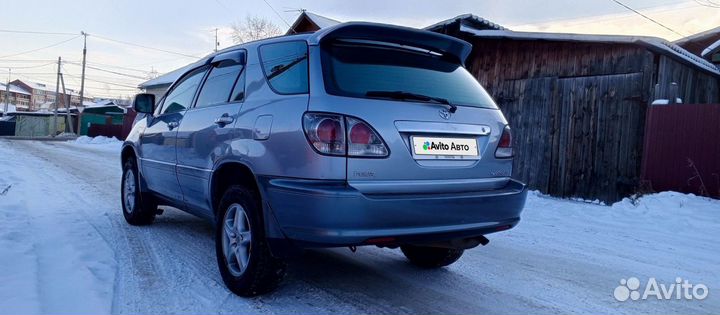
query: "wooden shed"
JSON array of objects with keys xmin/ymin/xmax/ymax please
[{"xmin": 429, "ymin": 18, "xmax": 720, "ymax": 202}]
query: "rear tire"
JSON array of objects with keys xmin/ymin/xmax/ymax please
[
  {"xmin": 400, "ymin": 245, "xmax": 464, "ymax": 268},
  {"xmin": 121, "ymin": 158, "xmax": 157, "ymax": 225},
  {"xmin": 215, "ymin": 185, "xmax": 286, "ymax": 296}
]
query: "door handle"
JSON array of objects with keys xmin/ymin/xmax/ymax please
[
  {"xmin": 168, "ymin": 121, "xmax": 179, "ymax": 129},
  {"xmin": 214, "ymin": 114, "xmax": 234, "ymax": 126}
]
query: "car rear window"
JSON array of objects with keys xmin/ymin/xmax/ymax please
[
  {"xmin": 321, "ymin": 41, "xmax": 497, "ymax": 109},
  {"xmin": 259, "ymin": 41, "xmax": 309, "ymax": 95}
]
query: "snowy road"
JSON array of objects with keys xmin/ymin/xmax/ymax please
[{"xmin": 0, "ymin": 139, "xmax": 718, "ymax": 315}]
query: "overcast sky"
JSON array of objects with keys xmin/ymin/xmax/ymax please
[{"xmin": 0, "ymin": 0, "xmax": 719, "ymax": 98}]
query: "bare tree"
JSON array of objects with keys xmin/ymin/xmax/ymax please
[{"xmin": 231, "ymin": 16, "xmax": 282, "ymax": 44}]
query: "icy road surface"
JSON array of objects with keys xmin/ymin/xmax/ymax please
[{"xmin": 0, "ymin": 138, "xmax": 718, "ymax": 315}]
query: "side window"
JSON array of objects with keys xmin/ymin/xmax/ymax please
[
  {"xmin": 259, "ymin": 41, "xmax": 308, "ymax": 94},
  {"xmin": 230, "ymin": 70, "xmax": 246, "ymax": 102},
  {"xmin": 161, "ymin": 67, "xmax": 208, "ymax": 115},
  {"xmin": 195, "ymin": 60, "xmax": 244, "ymax": 108}
]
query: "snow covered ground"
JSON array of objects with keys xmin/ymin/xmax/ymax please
[{"xmin": 0, "ymin": 138, "xmax": 717, "ymax": 314}]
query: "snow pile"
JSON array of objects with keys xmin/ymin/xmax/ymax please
[
  {"xmin": 70, "ymin": 136, "xmax": 122, "ymax": 153},
  {"xmin": 75, "ymin": 135, "xmax": 121, "ymax": 145}
]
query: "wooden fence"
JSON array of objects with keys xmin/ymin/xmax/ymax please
[
  {"xmin": 641, "ymin": 104, "xmax": 720, "ymax": 199},
  {"xmin": 496, "ymin": 72, "xmax": 647, "ymax": 203}
]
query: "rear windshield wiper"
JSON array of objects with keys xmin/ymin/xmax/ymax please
[
  {"xmin": 267, "ymin": 55, "xmax": 307, "ymax": 80},
  {"xmin": 365, "ymin": 90, "xmax": 457, "ymax": 113}
]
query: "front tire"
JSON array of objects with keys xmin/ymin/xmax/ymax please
[
  {"xmin": 121, "ymin": 158, "xmax": 157, "ymax": 225},
  {"xmin": 215, "ymin": 185, "xmax": 286, "ymax": 296},
  {"xmin": 400, "ymin": 245, "xmax": 464, "ymax": 268}
]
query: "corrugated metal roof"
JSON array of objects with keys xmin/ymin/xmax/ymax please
[{"xmin": 462, "ymin": 28, "xmax": 720, "ymax": 76}]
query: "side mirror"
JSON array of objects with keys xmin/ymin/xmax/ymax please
[{"xmin": 133, "ymin": 93, "xmax": 155, "ymax": 114}]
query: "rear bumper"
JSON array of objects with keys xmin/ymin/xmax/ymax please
[{"xmin": 258, "ymin": 176, "xmax": 527, "ymax": 247}]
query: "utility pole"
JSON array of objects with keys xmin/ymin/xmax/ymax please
[
  {"xmin": 214, "ymin": 28, "xmax": 219, "ymax": 52},
  {"xmin": 53, "ymin": 57, "xmax": 61, "ymax": 137},
  {"xmin": 3, "ymin": 68, "xmax": 9, "ymax": 115},
  {"xmin": 59, "ymin": 74, "xmax": 75, "ymax": 134},
  {"xmin": 79, "ymin": 31, "xmax": 87, "ymax": 111}
]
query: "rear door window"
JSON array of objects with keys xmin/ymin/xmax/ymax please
[
  {"xmin": 259, "ymin": 41, "xmax": 308, "ymax": 94},
  {"xmin": 195, "ymin": 60, "xmax": 244, "ymax": 108}
]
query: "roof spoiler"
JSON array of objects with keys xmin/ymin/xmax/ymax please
[{"xmin": 308, "ymin": 22, "xmax": 473, "ymax": 65}]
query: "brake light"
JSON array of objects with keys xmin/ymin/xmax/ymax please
[
  {"xmin": 303, "ymin": 113, "xmax": 345, "ymax": 156},
  {"xmin": 495, "ymin": 125, "xmax": 513, "ymax": 158},
  {"xmin": 346, "ymin": 117, "xmax": 388, "ymax": 157},
  {"xmin": 303, "ymin": 113, "xmax": 388, "ymax": 157}
]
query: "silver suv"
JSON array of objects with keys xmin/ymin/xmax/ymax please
[{"xmin": 121, "ymin": 22, "xmax": 527, "ymax": 296}]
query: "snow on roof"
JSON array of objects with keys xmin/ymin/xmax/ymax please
[
  {"xmin": 462, "ymin": 28, "xmax": 720, "ymax": 76},
  {"xmin": 425, "ymin": 14, "xmax": 506, "ymax": 32},
  {"xmin": 702, "ymin": 39, "xmax": 720, "ymax": 59},
  {"xmin": 304, "ymin": 12, "xmax": 341, "ymax": 29},
  {"xmin": 0, "ymin": 83, "xmax": 30, "ymax": 95},
  {"xmin": 138, "ymin": 63, "xmax": 197, "ymax": 89},
  {"xmin": 286, "ymin": 11, "xmax": 341, "ymax": 35}
]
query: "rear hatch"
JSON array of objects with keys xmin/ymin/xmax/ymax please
[{"xmin": 307, "ymin": 23, "xmax": 513, "ymax": 194}]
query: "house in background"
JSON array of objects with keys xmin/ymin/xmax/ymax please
[
  {"xmin": 674, "ymin": 26, "xmax": 720, "ymax": 57},
  {"xmin": 0, "ymin": 82, "xmax": 31, "ymax": 111},
  {"xmin": 285, "ymin": 10, "xmax": 340, "ymax": 34},
  {"xmin": 10, "ymin": 79, "xmax": 90, "ymax": 111}
]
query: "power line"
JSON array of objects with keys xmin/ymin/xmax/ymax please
[
  {"xmin": 609, "ymin": 0, "xmax": 687, "ymax": 37},
  {"xmin": 0, "ymin": 35, "xmax": 80, "ymax": 59},
  {"xmin": 694, "ymin": 0, "xmax": 720, "ymax": 7},
  {"xmin": 84, "ymin": 65, "xmax": 147, "ymax": 79},
  {"xmin": 89, "ymin": 33, "xmax": 200, "ymax": 58},
  {"xmin": 0, "ymin": 62, "xmax": 56, "ymax": 69},
  {"xmin": 0, "ymin": 29, "xmax": 77, "ymax": 36},
  {"xmin": 261, "ymin": 0, "xmax": 293, "ymax": 31}
]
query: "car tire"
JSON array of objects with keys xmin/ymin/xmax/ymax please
[
  {"xmin": 121, "ymin": 158, "xmax": 157, "ymax": 225},
  {"xmin": 400, "ymin": 245, "xmax": 464, "ymax": 268},
  {"xmin": 215, "ymin": 185, "xmax": 286, "ymax": 296}
]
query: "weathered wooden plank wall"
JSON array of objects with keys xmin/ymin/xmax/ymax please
[
  {"xmin": 466, "ymin": 39, "xmax": 656, "ymax": 202},
  {"xmin": 655, "ymin": 56, "xmax": 720, "ymax": 103}
]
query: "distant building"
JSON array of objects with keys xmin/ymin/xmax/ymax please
[
  {"xmin": 10, "ymin": 79, "xmax": 91, "ymax": 111},
  {"xmin": 0, "ymin": 83, "xmax": 31, "ymax": 111}
]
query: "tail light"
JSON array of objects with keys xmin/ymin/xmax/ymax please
[
  {"xmin": 495, "ymin": 125, "xmax": 513, "ymax": 158},
  {"xmin": 303, "ymin": 113, "xmax": 345, "ymax": 156},
  {"xmin": 346, "ymin": 117, "xmax": 388, "ymax": 157},
  {"xmin": 303, "ymin": 113, "xmax": 388, "ymax": 157}
]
